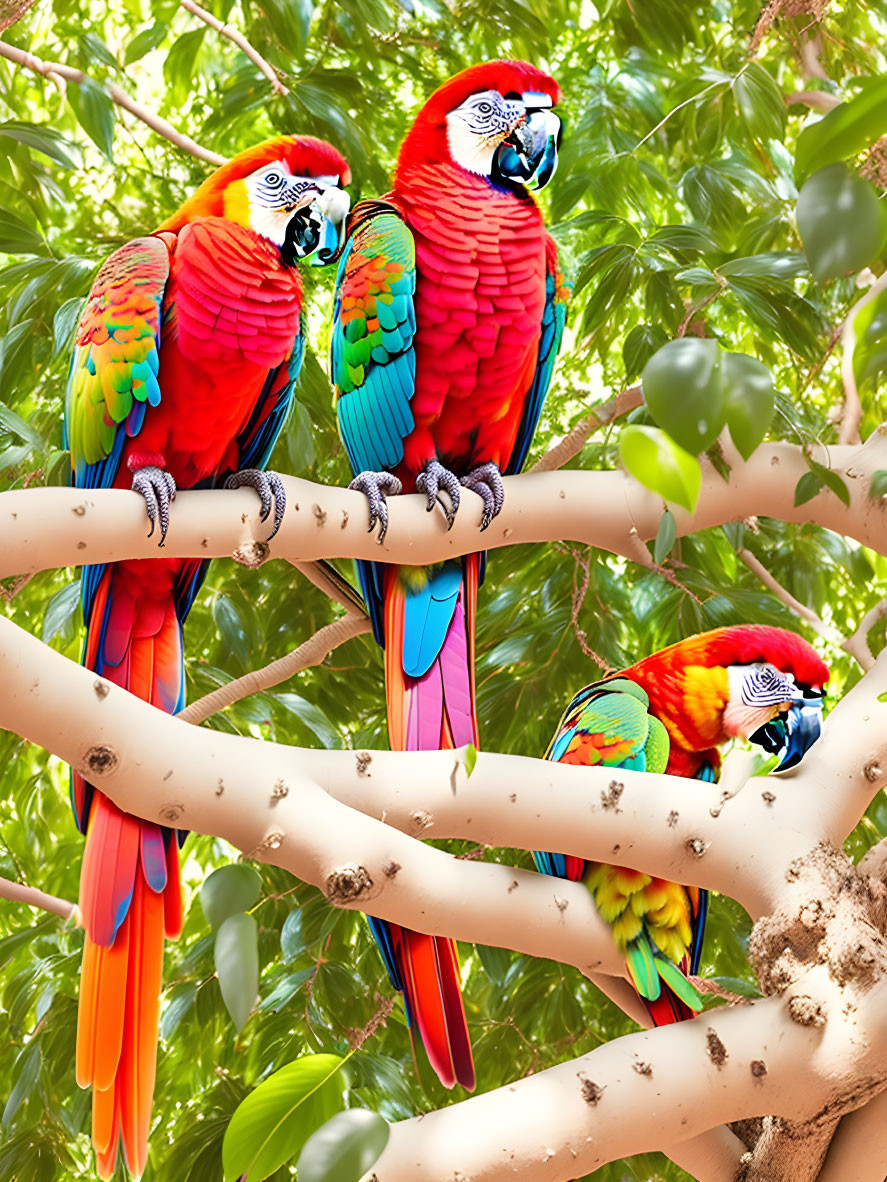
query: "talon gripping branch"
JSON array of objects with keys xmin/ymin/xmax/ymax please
[
  {"xmin": 331, "ymin": 60, "xmax": 568, "ymax": 1090},
  {"xmin": 64, "ymin": 136, "xmax": 350, "ymax": 1177}
]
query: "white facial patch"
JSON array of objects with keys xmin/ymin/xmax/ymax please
[
  {"xmin": 244, "ymin": 162, "xmax": 331, "ymax": 247},
  {"xmin": 445, "ymin": 89, "xmax": 526, "ymax": 176},
  {"xmin": 723, "ymin": 663, "xmax": 797, "ymax": 740}
]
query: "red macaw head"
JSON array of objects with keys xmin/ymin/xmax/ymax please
[
  {"xmin": 157, "ymin": 135, "xmax": 352, "ymax": 265},
  {"xmin": 626, "ymin": 625, "xmax": 830, "ymax": 770},
  {"xmin": 397, "ymin": 60, "xmax": 562, "ymax": 190}
]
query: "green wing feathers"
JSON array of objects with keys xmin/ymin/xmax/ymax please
[{"xmin": 66, "ymin": 236, "xmax": 169, "ymax": 483}]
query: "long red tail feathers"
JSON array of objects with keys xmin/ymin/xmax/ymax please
[
  {"xmin": 380, "ymin": 559, "xmax": 479, "ymax": 1091},
  {"xmin": 76, "ymin": 570, "xmax": 185, "ymax": 1177}
]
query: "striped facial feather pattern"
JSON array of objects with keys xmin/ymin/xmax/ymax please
[
  {"xmin": 445, "ymin": 89, "xmax": 527, "ymax": 176},
  {"xmin": 739, "ymin": 663, "xmax": 802, "ymax": 708},
  {"xmin": 241, "ymin": 161, "xmax": 349, "ymax": 265}
]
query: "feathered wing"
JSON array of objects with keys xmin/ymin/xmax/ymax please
[
  {"xmin": 66, "ymin": 237, "xmax": 185, "ymax": 1178},
  {"xmin": 332, "ymin": 205, "xmax": 476, "ymax": 1088},
  {"xmin": 536, "ymin": 680, "xmax": 705, "ymax": 1026}
]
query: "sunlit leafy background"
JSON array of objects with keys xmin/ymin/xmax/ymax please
[{"xmin": 2, "ymin": 0, "xmax": 887, "ymax": 1179}]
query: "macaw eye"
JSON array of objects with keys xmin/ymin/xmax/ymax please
[
  {"xmin": 476, "ymin": 101, "xmax": 493, "ymax": 116},
  {"xmin": 265, "ymin": 171, "xmax": 285, "ymax": 188}
]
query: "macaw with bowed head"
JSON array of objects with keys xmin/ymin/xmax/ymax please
[
  {"xmin": 536, "ymin": 625, "xmax": 829, "ymax": 1024},
  {"xmin": 331, "ymin": 60, "xmax": 567, "ymax": 1091},
  {"xmin": 64, "ymin": 135, "xmax": 350, "ymax": 1177}
]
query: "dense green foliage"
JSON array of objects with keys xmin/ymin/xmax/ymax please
[{"xmin": 2, "ymin": 1, "xmax": 887, "ymax": 1178}]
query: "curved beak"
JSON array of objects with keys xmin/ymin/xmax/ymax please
[
  {"xmin": 750, "ymin": 700, "xmax": 824, "ymax": 772},
  {"xmin": 494, "ymin": 109, "xmax": 561, "ymax": 190},
  {"xmin": 308, "ymin": 185, "xmax": 351, "ymax": 267}
]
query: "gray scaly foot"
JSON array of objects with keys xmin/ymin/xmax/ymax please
[
  {"xmin": 460, "ymin": 461, "xmax": 505, "ymax": 531},
  {"xmin": 131, "ymin": 465, "xmax": 177, "ymax": 546},
  {"xmin": 348, "ymin": 470, "xmax": 403, "ymax": 543},
  {"xmin": 226, "ymin": 469, "xmax": 287, "ymax": 540},
  {"xmin": 416, "ymin": 459, "xmax": 462, "ymax": 530}
]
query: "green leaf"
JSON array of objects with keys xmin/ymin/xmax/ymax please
[
  {"xmin": 222, "ymin": 1054, "xmax": 348, "ymax": 1182},
  {"xmin": 163, "ymin": 29, "xmax": 206, "ymax": 107},
  {"xmin": 619, "ymin": 426, "xmax": 702, "ymax": 512},
  {"xmin": 733, "ymin": 63, "xmax": 786, "ymax": 143},
  {"xmin": 160, "ymin": 983, "xmax": 197, "ymax": 1041},
  {"xmin": 0, "ymin": 208, "xmax": 44, "ymax": 256},
  {"xmin": 794, "ymin": 471, "xmax": 823, "ymax": 506},
  {"xmin": 201, "ymin": 864, "xmax": 262, "ymax": 931},
  {"xmin": 0, "ymin": 399, "xmax": 44, "ymax": 449},
  {"xmin": 795, "ymin": 76, "xmax": 887, "ymax": 184},
  {"xmin": 622, "ymin": 323, "xmax": 669, "ymax": 380},
  {"xmin": 68, "ymin": 78, "xmax": 116, "ymax": 161},
  {"xmin": 42, "ymin": 579, "xmax": 81, "ymax": 643},
  {"xmin": 2, "ymin": 1043, "xmax": 41, "ymax": 1127},
  {"xmin": 720, "ymin": 352, "xmax": 775, "ymax": 460},
  {"xmin": 280, "ymin": 908, "xmax": 305, "ymax": 962},
  {"xmin": 641, "ymin": 338, "xmax": 725, "ymax": 454},
  {"xmin": 123, "ymin": 21, "xmax": 168, "ymax": 64},
  {"xmin": 464, "ymin": 742, "xmax": 477, "ymax": 778},
  {"xmin": 870, "ymin": 470, "xmax": 887, "ymax": 497},
  {"xmin": 296, "ymin": 1109, "xmax": 389, "ymax": 1182},
  {"xmin": 212, "ymin": 594, "xmax": 250, "ymax": 666},
  {"xmin": 654, "ymin": 509, "xmax": 676, "ymax": 563},
  {"xmin": 214, "ymin": 912, "xmax": 259, "ymax": 1032},
  {"xmin": 796, "ymin": 164, "xmax": 887, "ymax": 281},
  {"xmin": 814, "ymin": 465, "xmax": 852, "ymax": 506},
  {"xmin": 274, "ymin": 693, "xmax": 343, "ymax": 748},
  {"xmin": 53, "ymin": 297, "xmax": 84, "ymax": 358},
  {"xmin": 0, "ymin": 121, "xmax": 81, "ymax": 168},
  {"xmin": 708, "ymin": 975, "xmax": 763, "ymax": 999}
]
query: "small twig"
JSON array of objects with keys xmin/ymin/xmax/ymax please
[
  {"xmin": 344, "ymin": 991, "xmax": 396, "ymax": 1052},
  {"xmin": 0, "ymin": 41, "xmax": 225, "ymax": 164},
  {"xmin": 180, "ymin": 0, "xmax": 287, "ymax": 95},
  {"xmin": 0, "ymin": 874, "xmax": 78, "ymax": 921},
  {"xmin": 841, "ymin": 596, "xmax": 887, "ymax": 672},
  {"xmin": 562, "ymin": 545, "xmax": 609, "ymax": 667},
  {"xmin": 838, "ymin": 270, "xmax": 887, "ymax": 446},
  {"xmin": 530, "ymin": 386, "xmax": 643, "ymax": 473},
  {"xmin": 178, "ymin": 611, "xmax": 372, "ymax": 724},
  {"xmin": 0, "ymin": 0, "xmax": 39, "ymax": 33},
  {"xmin": 737, "ymin": 547, "xmax": 843, "ymax": 647},
  {"xmin": 624, "ymin": 527, "xmax": 703, "ymax": 604},
  {"xmin": 784, "ymin": 89, "xmax": 840, "ymax": 112},
  {"xmin": 689, "ymin": 976, "xmax": 752, "ymax": 1005}
]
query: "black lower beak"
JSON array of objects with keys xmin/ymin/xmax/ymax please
[
  {"xmin": 281, "ymin": 206, "xmax": 321, "ymax": 267},
  {"xmin": 751, "ymin": 702, "xmax": 823, "ymax": 771}
]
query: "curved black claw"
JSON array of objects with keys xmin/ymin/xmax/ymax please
[
  {"xmin": 225, "ymin": 469, "xmax": 287, "ymax": 540},
  {"xmin": 131, "ymin": 465, "xmax": 177, "ymax": 546},
  {"xmin": 348, "ymin": 470, "xmax": 403, "ymax": 543},
  {"xmin": 460, "ymin": 461, "xmax": 505, "ymax": 531},
  {"xmin": 416, "ymin": 460, "xmax": 462, "ymax": 530}
]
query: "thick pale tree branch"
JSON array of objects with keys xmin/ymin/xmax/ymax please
[
  {"xmin": 178, "ymin": 610, "xmax": 371, "ymax": 724},
  {"xmin": 0, "ymin": 40, "xmax": 225, "ymax": 164},
  {"xmin": 0, "ymin": 873, "xmax": 77, "ymax": 920},
  {"xmin": 180, "ymin": 0, "xmax": 287, "ymax": 94},
  {"xmin": 841, "ymin": 595, "xmax": 887, "ymax": 672},
  {"xmin": 3, "ymin": 433, "xmax": 887, "ymax": 584}
]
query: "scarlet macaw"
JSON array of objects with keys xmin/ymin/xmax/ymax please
[
  {"xmin": 64, "ymin": 136, "xmax": 350, "ymax": 1177},
  {"xmin": 537, "ymin": 625, "xmax": 828, "ymax": 1023},
  {"xmin": 331, "ymin": 60, "xmax": 567, "ymax": 1090}
]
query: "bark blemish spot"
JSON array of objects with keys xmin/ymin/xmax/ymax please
[
  {"xmin": 632, "ymin": 1058, "xmax": 653, "ymax": 1077},
  {"xmin": 270, "ymin": 779, "xmax": 289, "ymax": 804},
  {"xmin": 163, "ymin": 769, "xmax": 173, "ymax": 782},
  {"xmin": 201, "ymin": 538, "xmax": 208, "ymax": 548},
  {"xmin": 667, "ymin": 810, "xmax": 679, "ymax": 828},
  {"xmin": 341, "ymin": 509, "xmax": 349, "ymax": 529},
  {"xmin": 84, "ymin": 745, "xmax": 118, "ymax": 777},
  {"xmin": 410, "ymin": 809, "xmax": 432, "ymax": 833},
  {"xmin": 751, "ymin": 1059, "xmax": 767, "ymax": 1079},
  {"xmin": 93, "ymin": 679, "xmax": 109, "ymax": 700},
  {"xmin": 762, "ymin": 790, "xmax": 776, "ymax": 805},
  {"xmin": 554, "ymin": 894, "xmax": 568, "ymax": 913},
  {"xmin": 686, "ymin": 837, "xmax": 709, "ymax": 858},
  {"xmin": 578, "ymin": 1074, "xmax": 604, "ymax": 1105},
  {"xmin": 233, "ymin": 541, "xmax": 270, "ymax": 569},
  {"xmin": 325, "ymin": 864, "xmax": 374, "ymax": 905},
  {"xmin": 612, "ymin": 843, "xmax": 621, "ymax": 854},
  {"xmin": 356, "ymin": 751, "xmax": 372, "ymax": 777},
  {"xmin": 601, "ymin": 780, "xmax": 624, "ymax": 811},
  {"xmin": 159, "ymin": 802, "xmax": 184, "ymax": 825},
  {"xmin": 509, "ymin": 793, "xmax": 517, "ymax": 803},
  {"xmin": 77, "ymin": 541, "xmax": 86, "ymax": 550},
  {"xmin": 216, "ymin": 779, "xmax": 225, "ymax": 796},
  {"xmin": 72, "ymin": 504, "xmax": 86, "ymax": 516},
  {"xmin": 383, "ymin": 861, "xmax": 401, "ymax": 879},
  {"xmin": 508, "ymin": 880, "xmax": 519, "ymax": 893},
  {"xmin": 787, "ymin": 994, "xmax": 827, "ymax": 1027},
  {"xmin": 313, "ymin": 503, "xmax": 327, "ymax": 526},
  {"xmin": 706, "ymin": 1027, "xmax": 728, "ymax": 1068},
  {"xmin": 864, "ymin": 761, "xmax": 882, "ymax": 783}
]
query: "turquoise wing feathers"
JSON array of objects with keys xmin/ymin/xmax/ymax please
[{"xmin": 331, "ymin": 205, "xmax": 417, "ymax": 474}]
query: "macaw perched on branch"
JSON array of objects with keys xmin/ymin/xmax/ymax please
[
  {"xmin": 536, "ymin": 625, "xmax": 829, "ymax": 1024},
  {"xmin": 331, "ymin": 60, "xmax": 567, "ymax": 1091},
  {"xmin": 64, "ymin": 136, "xmax": 350, "ymax": 1178}
]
